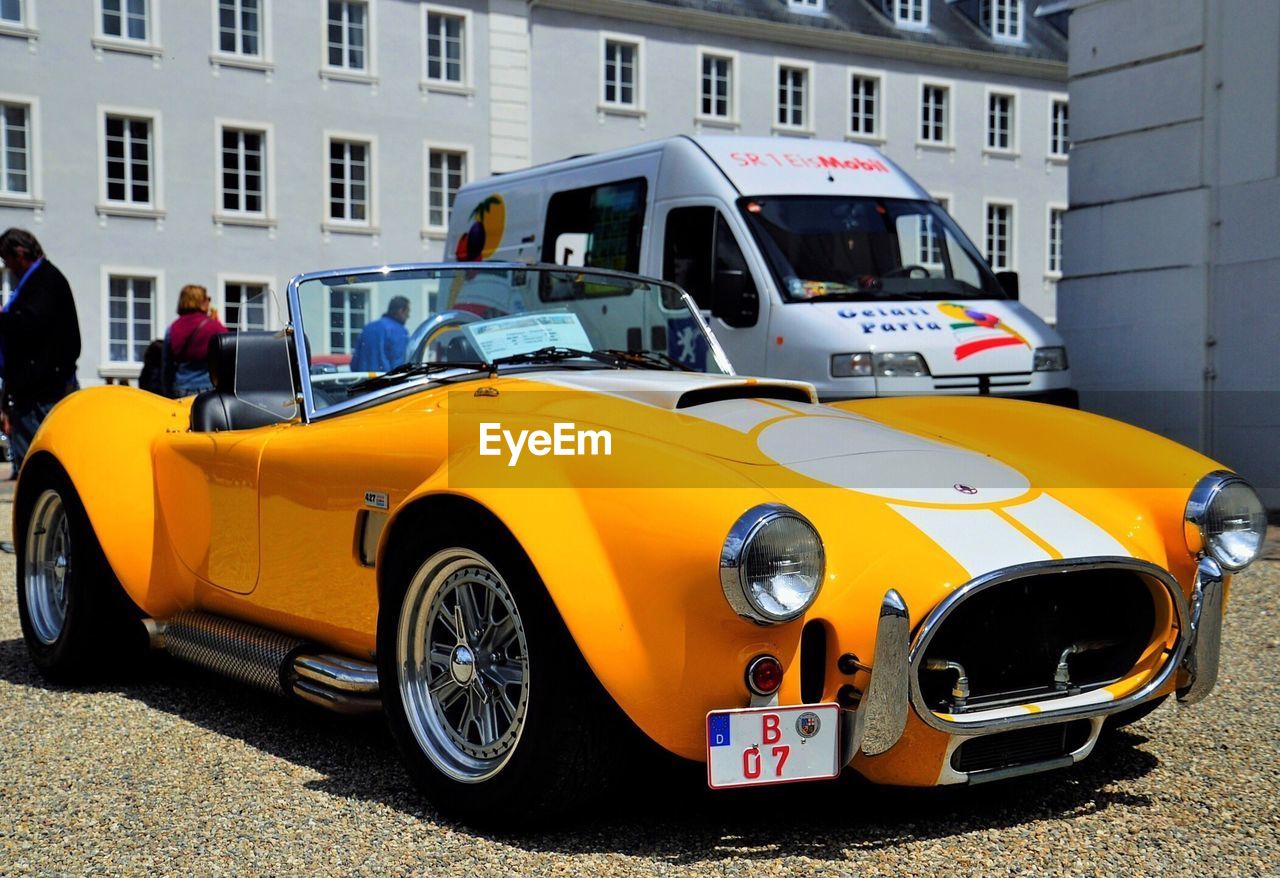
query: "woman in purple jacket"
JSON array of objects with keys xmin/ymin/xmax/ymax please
[{"xmin": 163, "ymin": 284, "xmax": 229, "ymax": 396}]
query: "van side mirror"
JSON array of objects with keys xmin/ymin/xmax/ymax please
[
  {"xmin": 712, "ymin": 269, "xmax": 758, "ymax": 329},
  {"xmin": 995, "ymin": 271, "xmax": 1020, "ymax": 300}
]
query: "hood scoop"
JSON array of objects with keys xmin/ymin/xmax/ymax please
[
  {"xmin": 525, "ymin": 371, "xmax": 817, "ymax": 413},
  {"xmin": 676, "ymin": 383, "xmax": 812, "ymax": 409}
]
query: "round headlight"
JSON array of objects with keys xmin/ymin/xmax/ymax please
[
  {"xmin": 720, "ymin": 505, "xmax": 825, "ymax": 623},
  {"xmin": 1185, "ymin": 472, "xmax": 1267, "ymax": 572}
]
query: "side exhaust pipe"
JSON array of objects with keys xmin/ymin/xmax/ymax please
[{"xmin": 153, "ymin": 612, "xmax": 381, "ymax": 715}]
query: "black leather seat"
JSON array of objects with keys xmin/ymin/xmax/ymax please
[{"xmin": 190, "ymin": 332, "xmax": 300, "ymax": 432}]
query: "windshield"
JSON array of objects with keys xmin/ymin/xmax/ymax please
[
  {"xmin": 293, "ymin": 264, "xmax": 728, "ymax": 412},
  {"xmin": 739, "ymin": 196, "xmax": 1006, "ymax": 302}
]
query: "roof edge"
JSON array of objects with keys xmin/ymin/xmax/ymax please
[{"xmin": 529, "ymin": 0, "xmax": 1068, "ymax": 82}]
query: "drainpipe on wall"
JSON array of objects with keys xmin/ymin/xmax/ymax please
[{"xmin": 1200, "ymin": 0, "xmax": 1221, "ymax": 458}]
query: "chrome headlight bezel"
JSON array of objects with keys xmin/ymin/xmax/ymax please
[
  {"xmin": 1185, "ymin": 471, "xmax": 1267, "ymax": 572},
  {"xmin": 720, "ymin": 504, "xmax": 825, "ymax": 624}
]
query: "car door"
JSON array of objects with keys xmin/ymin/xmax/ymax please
[{"xmin": 153, "ymin": 427, "xmax": 276, "ymax": 594}]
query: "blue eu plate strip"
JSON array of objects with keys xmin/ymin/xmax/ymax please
[{"xmin": 708, "ymin": 713, "xmax": 731, "ymax": 748}]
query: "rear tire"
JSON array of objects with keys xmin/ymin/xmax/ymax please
[
  {"xmin": 15, "ymin": 458, "xmax": 145, "ymax": 683},
  {"xmin": 378, "ymin": 531, "xmax": 619, "ymax": 828}
]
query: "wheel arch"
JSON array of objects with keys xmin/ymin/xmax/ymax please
[
  {"xmin": 375, "ymin": 488, "xmax": 656, "ymax": 723},
  {"xmin": 17, "ymin": 387, "xmax": 190, "ymax": 616}
]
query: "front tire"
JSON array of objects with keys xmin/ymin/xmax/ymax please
[
  {"xmin": 15, "ymin": 459, "xmax": 145, "ymax": 682},
  {"xmin": 378, "ymin": 536, "xmax": 616, "ymax": 827}
]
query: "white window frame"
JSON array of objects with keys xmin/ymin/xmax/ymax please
[
  {"xmin": 1048, "ymin": 94, "xmax": 1070, "ymax": 160},
  {"xmin": 599, "ymin": 32, "xmax": 644, "ymax": 113},
  {"xmin": 0, "ymin": 93, "xmax": 40, "ymax": 207},
  {"xmin": 94, "ymin": 0, "xmax": 161, "ymax": 56},
  {"xmin": 97, "ymin": 105, "xmax": 163, "ymax": 218},
  {"xmin": 845, "ymin": 66, "xmax": 884, "ymax": 143},
  {"xmin": 323, "ymin": 130, "xmax": 377, "ymax": 234},
  {"xmin": 917, "ymin": 78, "xmax": 953, "ymax": 148},
  {"xmin": 421, "ymin": 4, "xmax": 472, "ymax": 94},
  {"xmin": 984, "ymin": 87, "xmax": 1018, "ymax": 156},
  {"xmin": 210, "ymin": 0, "xmax": 274, "ymax": 71},
  {"xmin": 213, "ymin": 118, "xmax": 274, "ymax": 227},
  {"xmin": 0, "ymin": 0, "xmax": 37, "ymax": 38},
  {"xmin": 217, "ymin": 272, "xmax": 279, "ymax": 331},
  {"xmin": 983, "ymin": 0, "xmax": 1024, "ymax": 43},
  {"xmin": 788, "ymin": 0, "xmax": 825, "ymax": 14},
  {"xmin": 320, "ymin": 0, "xmax": 377, "ymax": 84},
  {"xmin": 324, "ymin": 285, "xmax": 372, "ymax": 356},
  {"xmin": 983, "ymin": 198, "xmax": 1016, "ymax": 273},
  {"xmin": 695, "ymin": 47, "xmax": 738, "ymax": 126},
  {"xmin": 100, "ymin": 265, "xmax": 164, "ymax": 378},
  {"xmin": 421, "ymin": 141, "xmax": 472, "ymax": 237},
  {"xmin": 773, "ymin": 58, "xmax": 814, "ymax": 135},
  {"xmin": 1046, "ymin": 203, "xmax": 1065, "ymax": 279},
  {"xmin": 890, "ymin": 0, "xmax": 928, "ymax": 29}
]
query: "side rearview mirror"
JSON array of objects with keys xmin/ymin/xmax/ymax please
[
  {"xmin": 995, "ymin": 271, "xmax": 1020, "ymax": 300},
  {"xmin": 712, "ymin": 269, "xmax": 758, "ymax": 329}
]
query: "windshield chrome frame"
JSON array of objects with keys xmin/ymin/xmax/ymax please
[{"xmin": 286, "ymin": 261, "xmax": 733, "ymax": 424}]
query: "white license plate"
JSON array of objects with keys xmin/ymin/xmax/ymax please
[{"xmin": 705, "ymin": 703, "xmax": 841, "ymax": 790}]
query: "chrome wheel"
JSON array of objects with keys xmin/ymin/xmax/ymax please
[
  {"xmin": 24, "ymin": 489, "xmax": 71, "ymax": 645},
  {"xmin": 397, "ymin": 548, "xmax": 531, "ymax": 783}
]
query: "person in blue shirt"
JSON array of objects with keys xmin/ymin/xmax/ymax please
[{"xmin": 350, "ymin": 296, "xmax": 411, "ymax": 372}]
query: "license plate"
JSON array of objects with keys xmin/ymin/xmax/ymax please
[{"xmin": 706, "ymin": 703, "xmax": 841, "ymax": 789}]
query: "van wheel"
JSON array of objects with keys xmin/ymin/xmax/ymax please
[
  {"xmin": 378, "ymin": 537, "xmax": 617, "ymax": 827},
  {"xmin": 15, "ymin": 459, "xmax": 145, "ymax": 682}
]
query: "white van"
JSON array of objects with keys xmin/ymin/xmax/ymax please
[{"xmin": 446, "ymin": 135, "xmax": 1075, "ymax": 404}]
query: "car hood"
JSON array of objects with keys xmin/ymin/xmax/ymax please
[
  {"xmin": 516, "ymin": 370, "xmax": 1024, "ymax": 499},
  {"xmin": 422, "ymin": 368, "xmax": 1206, "ymax": 641},
  {"xmin": 493, "ymin": 370, "xmax": 1198, "ymax": 570}
]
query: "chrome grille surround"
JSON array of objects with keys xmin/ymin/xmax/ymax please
[{"xmin": 908, "ymin": 557, "xmax": 1190, "ymax": 735}]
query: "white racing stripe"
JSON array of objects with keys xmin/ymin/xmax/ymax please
[
  {"xmin": 676, "ymin": 398, "xmax": 790, "ymax": 433},
  {"xmin": 1002, "ymin": 493, "xmax": 1132, "ymax": 559},
  {"xmin": 890, "ymin": 506, "xmax": 1051, "ymax": 577}
]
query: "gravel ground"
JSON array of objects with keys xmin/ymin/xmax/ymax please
[{"xmin": 0, "ymin": 487, "xmax": 1277, "ymax": 877}]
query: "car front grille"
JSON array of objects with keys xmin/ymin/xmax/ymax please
[
  {"xmin": 918, "ymin": 567, "xmax": 1159, "ymax": 714},
  {"xmin": 951, "ymin": 720, "xmax": 1092, "ymax": 774}
]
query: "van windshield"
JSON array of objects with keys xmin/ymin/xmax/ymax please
[{"xmin": 738, "ymin": 196, "xmax": 1007, "ymax": 302}]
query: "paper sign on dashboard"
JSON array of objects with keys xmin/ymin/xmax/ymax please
[{"xmin": 464, "ymin": 312, "xmax": 593, "ymax": 362}]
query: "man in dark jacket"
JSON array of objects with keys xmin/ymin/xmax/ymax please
[{"xmin": 0, "ymin": 228, "xmax": 81, "ymax": 474}]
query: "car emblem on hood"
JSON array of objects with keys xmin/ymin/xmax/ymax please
[{"xmin": 953, "ymin": 483, "xmax": 979, "ymax": 495}]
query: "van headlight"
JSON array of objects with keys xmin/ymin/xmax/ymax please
[
  {"xmin": 1033, "ymin": 346, "xmax": 1069, "ymax": 371},
  {"xmin": 720, "ymin": 505, "xmax": 825, "ymax": 623},
  {"xmin": 831, "ymin": 351, "xmax": 930, "ymax": 378},
  {"xmin": 1185, "ymin": 472, "xmax": 1267, "ymax": 572}
]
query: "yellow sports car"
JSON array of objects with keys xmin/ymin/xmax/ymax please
[{"xmin": 15, "ymin": 263, "xmax": 1267, "ymax": 826}]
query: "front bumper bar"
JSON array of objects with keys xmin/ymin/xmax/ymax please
[{"xmin": 1177, "ymin": 557, "xmax": 1225, "ymax": 704}]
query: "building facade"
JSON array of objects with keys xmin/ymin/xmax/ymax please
[
  {"xmin": 1054, "ymin": 0, "xmax": 1280, "ymax": 504},
  {"xmin": 0, "ymin": 0, "xmax": 1067, "ymax": 386}
]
